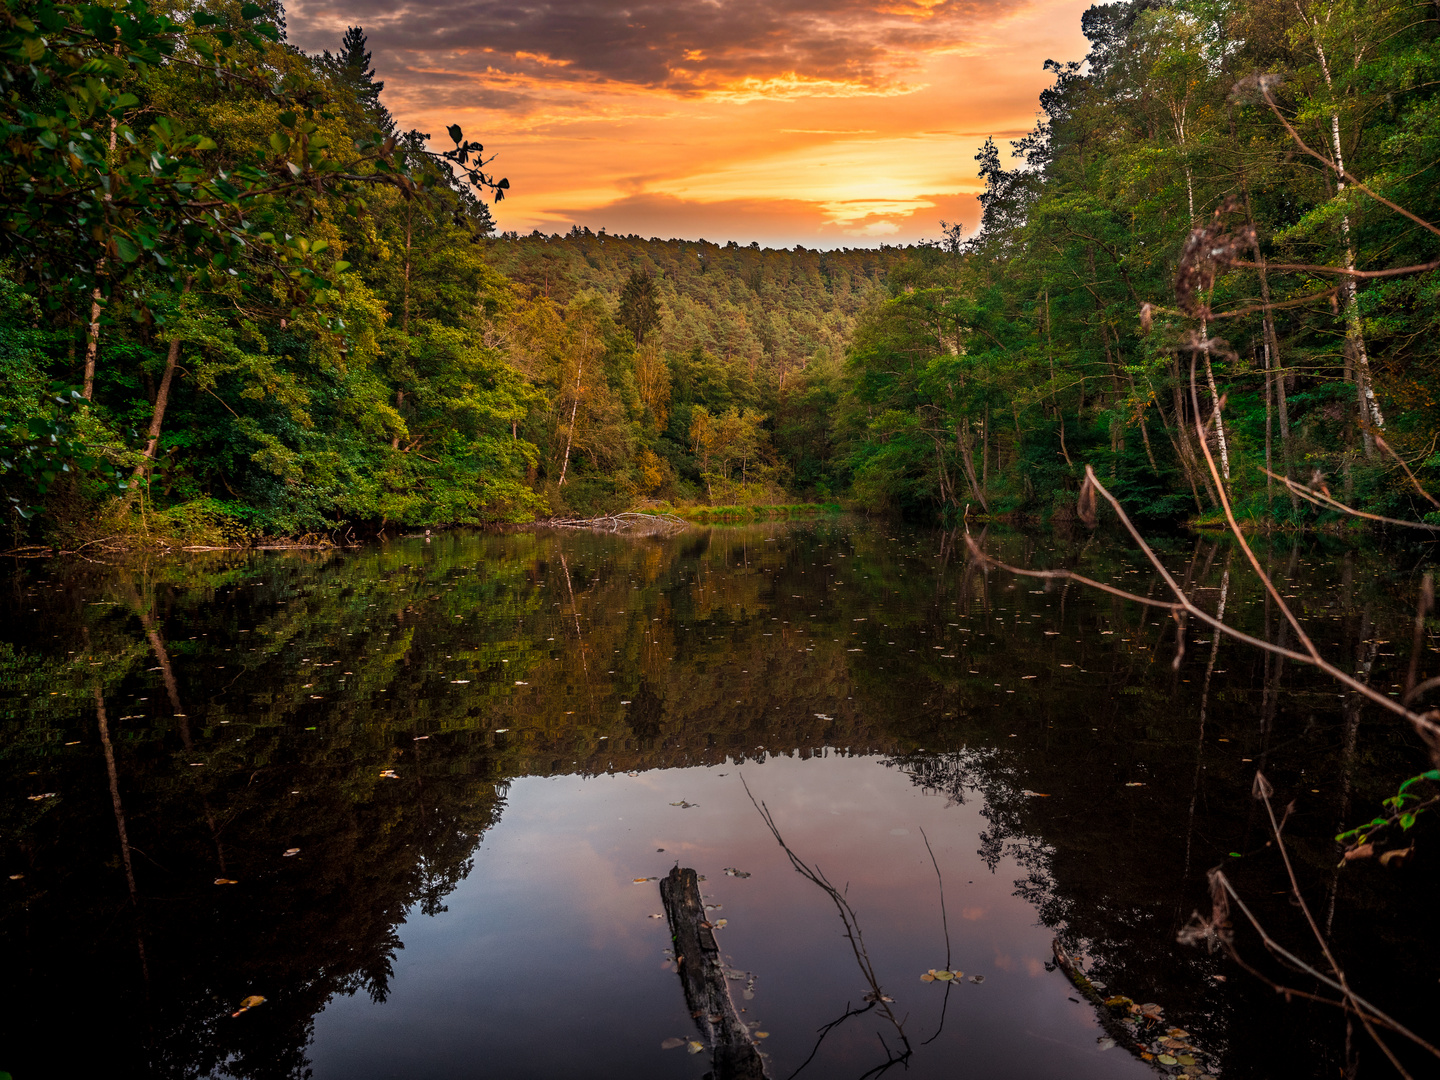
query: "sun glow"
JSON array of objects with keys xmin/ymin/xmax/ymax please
[{"xmin": 287, "ymin": 0, "xmax": 1093, "ymax": 246}]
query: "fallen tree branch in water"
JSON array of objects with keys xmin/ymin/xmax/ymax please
[
  {"xmin": 741, "ymin": 774, "xmax": 912, "ymax": 1079},
  {"xmin": 659, "ymin": 866, "xmax": 767, "ymax": 1080}
]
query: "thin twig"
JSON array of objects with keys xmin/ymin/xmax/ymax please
[
  {"xmin": 1259, "ymin": 468, "xmax": 1440, "ymax": 532},
  {"xmin": 1203, "ymin": 870, "xmax": 1438, "ymax": 1057},
  {"xmin": 1376, "ymin": 435, "xmax": 1440, "ymax": 511},
  {"xmin": 1253, "ymin": 774, "xmax": 1411, "ymax": 1078},
  {"xmin": 1259, "ymin": 81, "xmax": 1440, "ymax": 242}
]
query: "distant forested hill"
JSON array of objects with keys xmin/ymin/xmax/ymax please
[{"xmin": 485, "ymin": 232, "xmax": 907, "ymax": 383}]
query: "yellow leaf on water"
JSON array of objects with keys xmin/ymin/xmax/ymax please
[
  {"xmin": 214, "ymin": 878, "xmax": 238, "ymax": 885},
  {"xmin": 231, "ymin": 994, "xmax": 266, "ymax": 1017},
  {"xmin": 920, "ymin": 973, "xmax": 935, "ymax": 982}
]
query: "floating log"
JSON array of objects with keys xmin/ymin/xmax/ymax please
[{"xmin": 660, "ymin": 866, "xmax": 767, "ymax": 1080}]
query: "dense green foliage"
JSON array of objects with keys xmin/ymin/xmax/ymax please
[
  {"xmin": 3, "ymin": 0, "xmax": 1437, "ymax": 541},
  {"xmin": 839, "ymin": 0, "xmax": 1440, "ymax": 525}
]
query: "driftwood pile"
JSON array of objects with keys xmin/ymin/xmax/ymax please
[{"xmin": 545, "ymin": 512, "xmax": 688, "ymax": 536}]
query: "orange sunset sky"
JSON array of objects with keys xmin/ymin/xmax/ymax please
[{"xmin": 285, "ymin": 0, "xmax": 1094, "ymax": 248}]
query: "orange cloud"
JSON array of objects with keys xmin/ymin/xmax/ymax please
[{"xmin": 287, "ymin": 0, "xmax": 1094, "ymax": 246}]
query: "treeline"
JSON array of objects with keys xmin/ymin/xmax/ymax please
[
  {"xmin": 5, "ymin": 0, "xmax": 1437, "ymax": 542},
  {"xmin": 0, "ymin": 2, "xmax": 901, "ymax": 545},
  {"xmin": 839, "ymin": 0, "xmax": 1440, "ymax": 524}
]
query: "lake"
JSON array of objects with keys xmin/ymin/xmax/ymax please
[{"xmin": 2, "ymin": 520, "xmax": 1437, "ymax": 1079}]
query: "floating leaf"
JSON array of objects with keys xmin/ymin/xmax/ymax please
[
  {"xmin": 1380, "ymin": 846, "xmax": 1413, "ymax": 867},
  {"xmin": 713, "ymin": 918, "xmax": 728, "ymax": 928},
  {"xmin": 969, "ymin": 974, "xmax": 985, "ymax": 984},
  {"xmin": 283, "ymin": 848, "xmax": 300, "ymax": 857},
  {"xmin": 214, "ymin": 878, "xmax": 238, "ymax": 885},
  {"xmin": 379, "ymin": 769, "xmax": 399, "ymax": 779},
  {"xmin": 755, "ymin": 1031, "xmax": 769, "ymax": 1038},
  {"xmin": 723, "ymin": 867, "xmax": 751, "ymax": 878},
  {"xmin": 920, "ymin": 972, "xmax": 935, "ymax": 982},
  {"xmin": 1097, "ymin": 1037, "xmax": 1116, "ymax": 1051},
  {"xmin": 231, "ymin": 994, "xmax": 266, "ymax": 1017},
  {"xmin": 934, "ymin": 970, "xmax": 954, "ymax": 981},
  {"xmin": 660, "ymin": 1037, "xmax": 686, "ymax": 1050},
  {"xmin": 1177, "ymin": 1054, "xmax": 1197, "ymax": 1065},
  {"xmin": 686, "ymin": 1041, "xmax": 704, "ymax": 1054},
  {"xmin": 1158, "ymin": 1055, "xmax": 1178, "ymax": 1066}
]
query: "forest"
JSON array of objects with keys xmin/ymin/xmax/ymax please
[{"xmin": 1, "ymin": 0, "xmax": 1438, "ymax": 543}]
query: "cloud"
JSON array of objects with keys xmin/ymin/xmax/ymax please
[
  {"xmin": 513, "ymin": 190, "xmax": 982, "ymax": 248},
  {"xmin": 285, "ymin": 0, "xmax": 1093, "ymax": 247},
  {"xmin": 286, "ymin": 0, "xmax": 1029, "ymax": 101}
]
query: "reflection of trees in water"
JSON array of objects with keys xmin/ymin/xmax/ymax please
[{"xmin": 4, "ymin": 525, "xmax": 1438, "ymax": 1079}]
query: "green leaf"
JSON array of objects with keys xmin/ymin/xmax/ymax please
[
  {"xmin": 240, "ymin": 3, "xmax": 264, "ymax": 20},
  {"xmin": 114, "ymin": 235, "xmax": 140, "ymax": 262},
  {"xmin": 331, "ymin": 260, "xmax": 351, "ymax": 274}
]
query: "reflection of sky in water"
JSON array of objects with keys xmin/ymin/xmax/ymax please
[
  {"xmin": 309, "ymin": 755, "xmax": 1151, "ymax": 1080},
  {"xmin": 7, "ymin": 523, "xmax": 1438, "ymax": 1080}
]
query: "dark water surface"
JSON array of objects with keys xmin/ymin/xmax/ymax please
[{"xmin": 2, "ymin": 521, "xmax": 1437, "ymax": 1079}]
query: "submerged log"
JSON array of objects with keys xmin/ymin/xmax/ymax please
[
  {"xmin": 1052, "ymin": 938, "xmax": 1217, "ymax": 1076},
  {"xmin": 660, "ymin": 866, "xmax": 767, "ymax": 1080}
]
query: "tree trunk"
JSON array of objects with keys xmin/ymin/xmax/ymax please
[
  {"xmin": 558, "ymin": 357, "xmax": 583, "ymax": 487},
  {"xmin": 1301, "ymin": 6, "xmax": 1384, "ymax": 450},
  {"xmin": 1233, "ymin": 111, "xmax": 1299, "ymax": 509},
  {"xmin": 131, "ymin": 335, "xmax": 182, "ymax": 487},
  {"xmin": 957, "ymin": 419, "xmax": 989, "ymax": 514},
  {"xmin": 1201, "ymin": 325, "xmax": 1231, "ymax": 482},
  {"xmin": 83, "ymin": 113, "xmax": 120, "ymax": 401}
]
